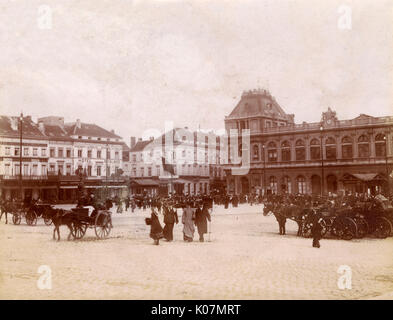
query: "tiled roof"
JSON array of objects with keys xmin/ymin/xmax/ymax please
[
  {"xmin": 42, "ymin": 125, "xmax": 69, "ymax": 138},
  {"xmin": 129, "ymin": 140, "xmax": 153, "ymax": 152},
  {"xmin": 65, "ymin": 122, "xmax": 122, "ymax": 139},
  {"xmin": 0, "ymin": 115, "xmax": 46, "ymax": 138}
]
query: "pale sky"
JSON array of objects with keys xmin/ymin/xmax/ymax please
[{"xmin": 0, "ymin": 0, "xmax": 392, "ymax": 145}]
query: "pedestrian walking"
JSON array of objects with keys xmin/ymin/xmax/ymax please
[
  {"xmin": 145, "ymin": 208, "xmax": 164, "ymax": 245},
  {"xmin": 182, "ymin": 202, "xmax": 195, "ymax": 242},
  {"xmin": 311, "ymin": 216, "xmax": 323, "ymax": 248},
  {"xmin": 163, "ymin": 204, "xmax": 178, "ymax": 241},
  {"xmin": 195, "ymin": 203, "xmax": 211, "ymax": 242}
]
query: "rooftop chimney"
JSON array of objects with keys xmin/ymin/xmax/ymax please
[
  {"xmin": 38, "ymin": 122, "xmax": 45, "ymax": 134},
  {"xmin": 111, "ymin": 129, "xmax": 115, "ymax": 133},
  {"xmin": 130, "ymin": 136, "xmax": 136, "ymax": 148},
  {"xmin": 76, "ymin": 119, "xmax": 81, "ymax": 129}
]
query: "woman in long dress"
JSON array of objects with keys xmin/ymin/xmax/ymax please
[
  {"xmin": 182, "ymin": 202, "xmax": 195, "ymax": 242},
  {"xmin": 146, "ymin": 208, "xmax": 164, "ymax": 245}
]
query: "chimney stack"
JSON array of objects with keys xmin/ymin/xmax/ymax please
[
  {"xmin": 111, "ymin": 129, "xmax": 115, "ymax": 133},
  {"xmin": 76, "ymin": 119, "xmax": 81, "ymax": 129},
  {"xmin": 130, "ymin": 137, "xmax": 136, "ymax": 148},
  {"xmin": 38, "ymin": 122, "xmax": 45, "ymax": 134}
]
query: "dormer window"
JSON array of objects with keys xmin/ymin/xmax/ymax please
[
  {"xmin": 78, "ymin": 136, "xmax": 82, "ymax": 139},
  {"xmin": 107, "ymin": 138, "xmax": 110, "ymax": 141},
  {"xmin": 98, "ymin": 137, "xmax": 101, "ymax": 141},
  {"xmin": 88, "ymin": 137, "xmax": 91, "ymax": 140}
]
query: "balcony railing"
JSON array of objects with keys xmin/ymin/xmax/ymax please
[
  {"xmin": 0, "ymin": 174, "xmax": 49, "ymax": 180},
  {"xmin": 243, "ymin": 116, "xmax": 393, "ymax": 135}
]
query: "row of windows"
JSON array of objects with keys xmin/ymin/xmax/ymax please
[
  {"xmin": 2, "ymin": 146, "xmax": 120, "ymax": 160},
  {"xmin": 249, "ymin": 134, "xmax": 387, "ymax": 161},
  {"xmin": 131, "ymin": 150, "xmax": 215, "ymax": 163},
  {"xmin": 131, "ymin": 164, "xmax": 210, "ymax": 177},
  {"xmin": 3, "ymin": 147, "xmax": 47, "ymax": 157}
]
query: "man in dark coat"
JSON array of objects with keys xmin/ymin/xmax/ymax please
[
  {"xmin": 147, "ymin": 208, "xmax": 164, "ymax": 245},
  {"xmin": 311, "ymin": 216, "xmax": 323, "ymax": 248},
  {"xmin": 163, "ymin": 204, "xmax": 178, "ymax": 241},
  {"xmin": 195, "ymin": 203, "xmax": 211, "ymax": 242}
]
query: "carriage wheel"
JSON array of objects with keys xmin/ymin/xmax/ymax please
[
  {"xmin": 354, "ymin": 218, "xmax": 368, "ymax": 238},
  {"xmin": 94, "ymin": 212, "xmax": 112, "ymax": 239},
  {"xmin": 71, "ymin": 222, "xmax": 87, "ymax": 240},
  {"xmin": 341, "ymin": 218, "xmax": 357, "ymax": 240},
  {"xmin": 44, "ymin": 217, "xmax": 52, "ymax": 226},
  {"xmin": 374, "ymin": 217, "xmax": 391, "ymax": 239},
  {"xmin": 12, "ymin": 214, "xmax": 21, "ymax": 225},
  {"xmin": 25, "ymin": 210, "xmax": 37, "ymax": 226},
  {"xmin": 302, "ymin": 223, "xmax": 312, "ymax": 238}
]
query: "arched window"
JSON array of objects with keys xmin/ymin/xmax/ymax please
[
  {"xmin": 325, "ymin": 137, "xmax": 336, "ymax": 160},
  {"xmin": 296, "ymin": 176, "xmax": 306, "ymax": 194},
  {"xmin": 269, "ymin": 176, "xmax": 278, "ymax": 194},
  {"xmin": 310, "ymin": 138, "xmax": 321, "ymax": 160},
  {"xmin": 267, "ymin": 141, "xmax": 277, "ymax": 162},
  {"xmin": 341, "ymin": 136, "xmax": 353, "ymax": 159},
  {"xmin": 281, "ymin": 140, "xmax": 291, "ymax": 161},
  {"xmin": 375, "ymin": 134, "xmax": 386, "ymax": 157},
  {"xmin": 295, "ymin": 139, "xmax": 305, "ymax": 161},
  {"xmin": 282, "ymin": 176, "xmax": 292, "ymax": 194},
  {"xmin": 253, "ymin": 144, "xmax": 259, "ymax": 160},
  {"xmin": 358, "ymin": 135, "xmax": 370, "ymax": 158}
]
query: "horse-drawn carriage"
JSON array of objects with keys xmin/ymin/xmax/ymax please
[
  {"xmin": 263, "ymin": 195, "xmax": 393, "ymax": 240},
  {"xmin": 52, "ymin": 206, "xmax": 113, "ymax": 240},
  {"xmin": 0, "ymin": 201, "xmax": 51, "ymax": 226}
]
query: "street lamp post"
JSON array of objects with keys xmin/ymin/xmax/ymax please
[
  {"xmin": 320, "ymin": 126, "xmax": 324, "ymax": 197},
  {"xmin": 106, "ymin": 143, "xmax": 109, "ymax": 199},
  {"xmin": 384, "ymin": 135, "xmax": 390, "ymax": 197},
  {"xmin": 262, "ymin": 144, "xmax": 266, "ymax": 196},
  {"xmin": 19, "ymin": 113, "xmax": 23, "ymax": 200}
]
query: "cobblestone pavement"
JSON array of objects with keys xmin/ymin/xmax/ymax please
[{"xmin": 1, "ymin": 204, "xmax": 392, "ymax": 299}]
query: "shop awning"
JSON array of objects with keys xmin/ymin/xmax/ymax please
[{"xmin": 351, "ymin": 173, "xmax": 381, "ymax": 181}]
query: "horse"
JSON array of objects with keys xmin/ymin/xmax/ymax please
[
  {"xmin": 0, "ymin": 201, "xmax": 17, "ymax": 224},
  {"xmin": 0, "ymin": 202, "xmax": 10, "ymax": 224},
  {"xmin": 50, "ymin": 209, "xmax": 75, "ymax": 241}
]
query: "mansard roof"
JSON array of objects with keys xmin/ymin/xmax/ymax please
[{"xmin": 226, "ymin": 89, "xmax": 292, "ymax": 121}]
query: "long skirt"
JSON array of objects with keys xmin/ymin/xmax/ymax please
[{"xmin": 163, "ymin": 223, "xmax": 174, "ymax": 241}]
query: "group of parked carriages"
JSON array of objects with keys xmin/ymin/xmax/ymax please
[
  {"xmin": 264, "ymin": 194, "xmax": 393, "ymax": 240},
  {"xmin": 0, "ymin": 199, "xmax": 113, "ymax": 240}
]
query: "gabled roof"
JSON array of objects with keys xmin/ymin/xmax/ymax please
[
  {"xmin": 227, "ymin": 89, "xmax": 290, "ymax": 120},
  {"xmin": 64, "ymin": 122, "xmax": 122, "ymax": 139},
  {"xmin": 0, "ymin": 115, "xmax": 46, "ymax": 138}
]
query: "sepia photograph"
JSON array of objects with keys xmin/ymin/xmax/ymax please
[{"xmin": 0, "ymin": 0, "xmax": 392, "ymax": 306}]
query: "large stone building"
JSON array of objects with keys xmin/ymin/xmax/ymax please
[
  {"xmin": 224, "ymin": 89, "xmax": 393, "ymax": 196},
  {"xmin": 129, "ymin": 127, "xmax": 225, "ymax": 196},
  {"xmin": 0, "ymin": 115, "xmax": 129, "ymax": 201}
]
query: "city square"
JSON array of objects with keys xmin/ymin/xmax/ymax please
[
  {"xmin": 1, "ymin": 0, "xmax": 393, "ymax": 303},
  {"xmin": 1, "ymin": 204, "xmax": 392, "ymax": 300}
]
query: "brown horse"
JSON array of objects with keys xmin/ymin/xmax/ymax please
[{"xmin": 50, "ymin": 209, "xmax": 75, "ymax": 241}]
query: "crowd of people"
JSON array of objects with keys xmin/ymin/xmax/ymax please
[{"xmin": 1, "ymin": 189, "xmax": 392, "ymax": 247}]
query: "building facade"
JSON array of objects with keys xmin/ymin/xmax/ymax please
[
  {"xmin": 0, "ymin": 115, "xmax": 129, "ymax": 201},
  {"xmin": 224, "ymin": 89, "xmax": 393, "ymax": 196},
  {"xmin": 129, "ymin": 128, "xmax": 224, "ymax": 196}
]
